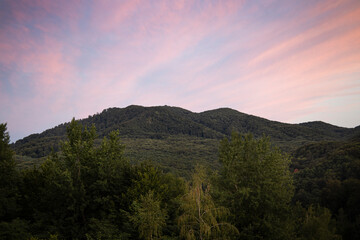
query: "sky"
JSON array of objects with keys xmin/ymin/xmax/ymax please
[{"xmin": 0, "ymin": 0, "xmax": 360, "ymax": 142}]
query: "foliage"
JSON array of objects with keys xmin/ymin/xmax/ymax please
[
  {"xmin": 1, "ymin": 117, "xmax": 359, "ymax": 239},
  {"xmin": 2, "ymin": 120, "xmax": 186, "ymax": 239},
  {"xmin": 292, "ymin": 139, "xmax": 360, "ymax": 239},
  {"xmin": 294, "ymin": 205, "xmax": 341, "ymax": 240},
  {"xmin": 127, "ymin": 162, "xmax": 186, "ymax": 238},
  {"xmin": 0, "ymin": 124, "xmax": 26, "ymax": 239},
  {"xmin": 0, "ymin": 218, "xmax": 30, "ymax": 240},
  {"xmin": 17, "ymin": 119, "xmax": 133, "ymax": 239},
  {"xmin": 215, "ymin": 133, "xmax": 294, "ymax": 239},
  {"xmin": 130, "ymin": 191, "xmax": 167, "ymax": 240},
  {"xmin": 0, "ymin": 124, "xmax": 18, "ymax": 213},
  {"xmin": 12, "ymin": 105, "xmax": 355, "ymax": 172},
  {"xmin": 178, "ymin": 165, "xmax": 238, "ymax": 240}
]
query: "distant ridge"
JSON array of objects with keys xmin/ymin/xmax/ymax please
[{"xmin": 11, "ymin": 105, "xmax": 357, "ymax": 174}]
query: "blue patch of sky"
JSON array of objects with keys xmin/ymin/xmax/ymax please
[
  {"xmin": 242, "ymin": 1, "xmax": 319, "ymax": 42},
  {"xmin": 0, "ymin": 71, "xmax": 36, "ymax": 99},
  {"xmin": 74, "ymin": 44, "xmax": 99, "ymax": 69},
  {"xmin": 78, "ymin": 0, "xmax": 93, "ymax": 30},
  {"xmin": 133, "ymin": 37, "xmax": 234, "ymax": 91},
  {"xmin": 136, "ymin": 65, "xmax": 174, "ymax": 90},
  {"xmin": 0, "ymin": 1, "xmax": 14, "ymax": 27},
  {"xmin": 174, "ymin": 31, "xmax": 245, "ymax": 77},
  {"xmin": 0, "ymin": 67, "xmax": 13, "ymax": 95},
  {"xmin": 244, "ymin": 0, "xmax": 312, "ymax": 22}
]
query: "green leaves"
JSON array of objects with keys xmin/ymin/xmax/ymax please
[
  {"xmin": 17, "ymin": 119, "xmax": 132, "ymax": 239},
  {"xmin": 3, "ymin": 118, "xmax": 356, "ymax": 239},
  {"xmin": 0, "ymin": 124, "xmax": 29, "ymax": 239},
  {"xmin": 295, "ymin": 205, "xmax": 341, "ymax": 240},
  {"xmin": 178, "ymin": 165, "xmax": 238, "ymax": 240},
  {"xmin": 216, "ymin": 133, "xmax": 294, "ymax": 239},
  {"xmin": 0, "ymin": 123, "xmax": 19, "ymax": 222},
  {"xmin": 130, "ymin": 191, "xmax": 167, "ymax": 240}
]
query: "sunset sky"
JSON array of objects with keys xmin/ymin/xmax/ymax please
[{"xmin": 1, "ymin": 0, "xmax": 360, "ymax": 142}]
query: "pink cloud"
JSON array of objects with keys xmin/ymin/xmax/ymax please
[
  {"xmin": 1, "ymin": 0, "xmax": 359, "ymax": 141},
  {"xmin": 208, "ymin": 1, "xmax": 360, "ymax": 119},
  {"xmin": 91, "ymin": 0, "xmax": 141, "ymax": 32},
  {"xmin": 248, "ymin": 4, "xmax": 360, "ymax": 68},
  {"xmin": 70, "ymin": 0, "xmax": 247, "ymax": 116},
  {"xmin": 86, "ymin": 0, "xmax": 359, "ymax": 123}
]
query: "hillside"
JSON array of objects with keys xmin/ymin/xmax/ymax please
[
  {"xmin": 4, "ymin": 107, "xmax": 360, "ymax": 239},
  {"xmin": 12, "ymin": 105, "xmax": 356, "ymax": 175},
  {"xmin": 290, "ymin": 137, "xmax": 360, "ymax": 238}
]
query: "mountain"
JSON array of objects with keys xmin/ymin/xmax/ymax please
[
  {"xmin": 11, "ymin": 105, "xmax": 356, "ymax": 175},
  {"xmin": 8, "ymin": 105, "xmax": 360, "ymax": 239}
]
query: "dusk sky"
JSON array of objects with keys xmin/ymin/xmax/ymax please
[{"xmin": 1, "ymin": 0, "xmax": 360, "ymax": 142}]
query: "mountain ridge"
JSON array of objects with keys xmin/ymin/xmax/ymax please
[
  {"xmin": 11, "ymin": 105, "xmax": 358, "ymax": 174},
  {"xmin": 13, "ymin": 105, "xmax": 356, "ymax": 148},
  {"xmin": 14, "ymin": 105, "xmax": 354, "ymax": 142}
]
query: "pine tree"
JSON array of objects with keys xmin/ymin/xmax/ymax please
[
  {"xmin": 0, "ymin": 123, "xmax": 17, "ymax": 221},
  {"xmin": 0, "ymin": 123, "xmax": 30, "ymax": 239}
]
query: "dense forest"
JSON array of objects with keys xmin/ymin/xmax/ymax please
[
  {"xmin": 12, "ymin": 105, "xmax": 357, "ymax": 177},
  {"xmin": 1, "ymin": 106, "xmax": 360, "ymax": 239}
]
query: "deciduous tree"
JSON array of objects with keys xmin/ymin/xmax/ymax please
[
  {"xmin": 178, "ymin": 165, "xmax": 238, "ymax": 240},
  {"xmin": 216, "ymin": 133, "xmax": 294, "ymax": 239},
  {"xmin": 130, "ymin": 191, "xmax": 167, "ymax": 240}
]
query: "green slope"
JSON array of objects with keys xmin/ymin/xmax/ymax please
[{"xmin": 11, "ymin": 105, "xmax": 356, "ymax": 175}]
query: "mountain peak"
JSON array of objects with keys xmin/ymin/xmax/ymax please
[{"xmin": 12, "ymin": 105, "xmax": 356, "ymax": 160}]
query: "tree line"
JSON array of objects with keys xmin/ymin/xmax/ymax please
[{"xmin": 0, "ymin": 120, "xmax": 348, "ymax": 239}]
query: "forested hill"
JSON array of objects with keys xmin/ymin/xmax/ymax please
[
  {"xmin": 6, "ymin": 108, "xmax": 360, "ymax": 238},
  {"xmin": 12, "ymin": 105, "xmax": 357, "ymax": 173}
]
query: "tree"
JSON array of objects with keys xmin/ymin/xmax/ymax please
[
  {"xmin": 178, "ymin": 165, "xmax": 238, "ymax": 240},
  {"xmin": 299, "ymin": 205, "xmax": 341, "ymax": 240},
  {"xmin": 0, "ymin": 123, "xmax": 29, "ymax": 239},
  {"xmin": 19, "ymin": 119, "xmax": 132, "ymax": 239},
  {"xmin": 60, "ymin": 119, "xmax": 131, "ymax": 238},
  {"xmin": 130, "ymin": 191, "xmax": 167, "ymax": 240},
  {"xmin": 126, "ymin": 162, "xmax": 186, "ymax": 238},
  {"xmin": 0, "ymin": 123, "xmax": 18, "ymax": 220},
  {"xmin": 20, "ymin": 158, "xmax": 74, "ymax": 238},
  {"xmin": 216, "ymin": 133, "xmax": 294, "ymax": 239}
]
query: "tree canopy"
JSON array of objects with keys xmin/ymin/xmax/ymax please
[
  {"xmin": 215, "ymin": 133, "xmax": 294, "ymax": 239},
  {"xmin": 1, "ymin": 120, "xmax": 358, "ymax": 239}
]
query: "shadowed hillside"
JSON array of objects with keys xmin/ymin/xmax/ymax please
[{"xmin": 12, "ymin": 105, "xmax": 356, "ymax": 175}]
